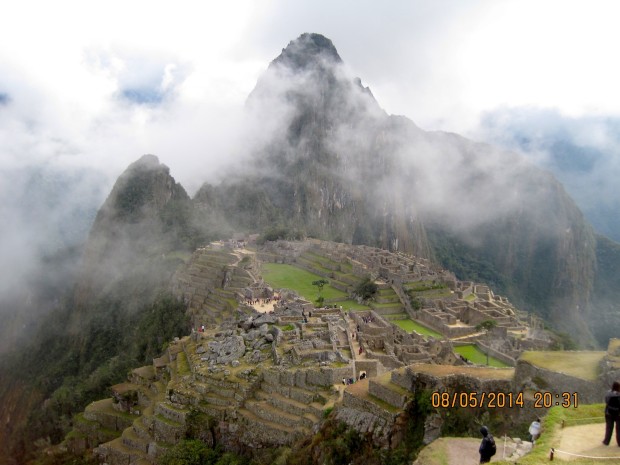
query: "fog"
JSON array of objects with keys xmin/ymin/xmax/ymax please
[
  {"xmin": 476, "ymin": 107, "xmax": 620, "ymax": 241},
  {"xmin": 2, "ymin": 1, "xmax": 620, "ymax": 337}
]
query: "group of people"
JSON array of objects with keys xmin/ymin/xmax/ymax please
[
  {"xmin": 246, "ymin": 294, "xmax": 281, "ymax": 306},
  {"xmin": 341, "ymin": 371, "xmax": 368, "ymax": 386},
  {"xmin": 478, "ymin": 420, "xmax": 539, "ymax": 464},
  {"xmin": 477, "ymin": 381, "xmax": 620, "ymax": 463}
]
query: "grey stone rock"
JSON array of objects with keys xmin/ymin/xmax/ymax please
[
  {"xmin": 209, "ymin": 335, "xmax": 246, "ymax": 364},
  {"xmin": 244, "ymin": 330, "xmax": 258, "ymax": 342},
  {"xmin": 254, "ymin": 314, "xmax": 276, "ymax": 326}
]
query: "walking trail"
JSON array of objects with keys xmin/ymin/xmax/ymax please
[{"xmin": 415, "ymin": 423, "xmax": 620, "ymax": 464}]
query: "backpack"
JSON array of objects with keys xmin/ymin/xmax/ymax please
[
  {"xmin": 609, "ymin": 393, "xmax": 620, "ymax": 415},
  {"xmin": 480, "ymin": 434, "xmax": 497, "ymax": 458}
]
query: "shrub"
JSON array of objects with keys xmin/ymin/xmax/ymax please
[{"xmin": 354, "ymin": 277, "xmax": 378, "ymax": 300}]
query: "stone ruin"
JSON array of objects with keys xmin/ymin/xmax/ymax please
[{"xmin": 64, "ymin": 238, "xmax": 560, "ymax": 464}]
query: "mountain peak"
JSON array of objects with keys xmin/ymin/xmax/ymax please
[{"xmin": 272, "ymin": 33, "xmax": 342, "ymax": 71}]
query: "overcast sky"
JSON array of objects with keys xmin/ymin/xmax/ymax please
[{"xmin": 2, "ymin": 0, "xmax": 620, "ymax": 192}]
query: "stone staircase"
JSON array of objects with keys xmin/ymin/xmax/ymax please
[{"xmin": 370, "ymin": 284, "xmax": 405, "ymax": 316}]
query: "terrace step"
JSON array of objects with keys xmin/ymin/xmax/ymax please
[
  {"xmin": 368, "ymin": 376, "xmax": 410, "ymax": 409},
  {"xmin": 121, "ymin": 426, "xmax": 149, "ymax": 455},
  {"xmin": 245, "ymin": 400, "xmax": 308, "ymax": 429},
  {"xmin": 256, "ymin": 390, "xmax": 310, "ymax": 417},
  {"xmin": 130, "ymin": 366, "xmax": 156, "ymax": 386},
  {"xmin": 132, "ymin": 416, "xmax": 151, "ymax": 442},
  {"xmin": 84, "ymin": 398, "xmax": 136, "ymax": 432},
  {"xmin": 237, "ymin": 408, "xmax": 310, "ymax": 446},
  {"xmin": 96, "ymin": 437, "xmax": 147, "ymax": 465}
]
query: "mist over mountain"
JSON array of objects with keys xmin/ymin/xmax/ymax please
[
  {"xmin": 0, "ymin": 164, "xmax": 107, "ymax": 352},
  {"xmin": 200, "ymin": 33, "xmax": 598, "ymax": 342},
  {"xmin": 1, "ymin": 32, "xmax": 619, "ymax": 464},
  {"xmin": 477, "ymin": 107, "xmax": 620, "ymax": 242}
]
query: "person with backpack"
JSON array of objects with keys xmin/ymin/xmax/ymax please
[
  {"xmin": 479, "ymin": 425, "xmax": 496, "ymax": 463},
  {"xmin": 603, "ymin": 381, "xmax": 620, "ymax": 446}
]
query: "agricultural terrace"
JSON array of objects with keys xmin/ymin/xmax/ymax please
[
  {"xmin": 261, "ymin": 263, "xmax": 364, "ymax": 309},
  {"xmin": 519, "ymin": 351, "xmax": 606, "ymax": 381},
  {"xmin": 453, "ymin": 344, "xmax": 510, "ymax": 368},
  {"xmin": 388, "ymin": 318, "xmax": 442, "ymax": 338}
]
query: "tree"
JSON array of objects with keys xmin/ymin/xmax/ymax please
[
  {"xmin": 475, "ymin": 320, "xmax": 497, "ymax": 333},
  {"xmin": 475, "ymin": 319, "xmax": 497, "ymax": 366},
  {"xmin": 312, "ymin": 279, "xmax": 329, "ymax": 294},
  {"xmin": 312, "ymin": 279, "xmax": 329, "ymax": 308},
  {"xmin": 354, "ymin": 277, "xmax": 378, "ymax": 301}
]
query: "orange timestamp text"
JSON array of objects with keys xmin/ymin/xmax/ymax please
[{"xmin": 430, "ymin": 391, "xmax": 580, "ymax": 409}]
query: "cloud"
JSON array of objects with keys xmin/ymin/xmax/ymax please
[{"xmin": 475, "ymin": 106, "xmax": 620, "ymax": 240}]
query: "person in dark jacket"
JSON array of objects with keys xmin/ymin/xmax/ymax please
[
  {"xmin": 603, "ymin": 381, "xmax": 620, "ymax": 446},
  {"xmin": 479, "ymin": 425, "xmax": 496, "ymax": 463}
]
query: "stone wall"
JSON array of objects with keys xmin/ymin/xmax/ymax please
[
  {"xmin": 341, "ymin": 391, "xmax": 397, "ymax": 424},
  {"xmin": 514, "ymin": 360, "xmax": 604, "ymax": 404},
  {"xmin": 355, "ymin": 359, "xmax": 380, "ymax": 379},
  {"xmin": 368, "ymin": 381, "xmax": 409, "ymax": 409},
  {"xmin": 476, "ymin": 341, "xmax": 516, "ymax": 366}
]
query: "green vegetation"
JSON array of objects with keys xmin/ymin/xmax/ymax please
[
  {"xmin": 354, "ymin": 277, "xmax": 378, "ymax": 300},
  {"xmin": 475, "ymin": 319, "xmax": 497, "ymax": 332},
  {"xmin": 519, "ymin": 351, "xmax": 605, "ymax": 381},
  {"xmin": 391, "ymin": 319, "xmax": 443, "ymax": 338},
  {"xmin": 331, "ymin": 300, "xmax": 371, "ymax": 311},
  {"xmin": 282, "ymin": 415, "xmax": 426, "ymax": 465},
  {"xmin": 176, "ymin": 352, "xmax": 191, "ymax": 376},
  {"xmin": 312, "ymin": 279, "xmax": 329, "ymax": 293},
  {"xmin": 410, "ymin": 437, "xmax": 454, "ymax": 465},
  {"xmin": 6, "ymin": 289, "xmax": 189, "ymax": 463},
  {"xmin": 259, "ymin": 226, "xmax": 304, "ymax": 243},
  {"xmin": 453, "ymin": 344, "xmax": 510, "ymax": 367},
  {"xmin": 548, "ymin": 330, "xmax": 578, "ymax": 350},
  {"xmin": 159, "ymin": 440, "xmax": 249, "ymax": 465},
  {"xmin": 261, "ymin": 263, "xmax": 346, "ymax": 300},
  {"xmin": 406, "ymin": 281, "xmax": 448, "ymax": 292}
]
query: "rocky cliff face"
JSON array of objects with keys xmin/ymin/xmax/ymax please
[{"xmin": 198, "ymin": 33, "xmax": 597, "ymax": 342}]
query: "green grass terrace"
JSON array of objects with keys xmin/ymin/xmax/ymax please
[
  {"xmin": 454, "ymin": 344, "xmax": 510, "ymax": 368},
  {"xmin": 388, "ymin": 317, "xmax": 443, "ymax": 338},
  {"xmin": 261, "ymin": 263, "xmax": 364, "ymax": 309},
  {"xmin": 519, "ymin": 350, "xmax": 605, "ymax": 381}
]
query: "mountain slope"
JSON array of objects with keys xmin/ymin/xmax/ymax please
[
  {"xmin": 199, "ymin": 33, "xmax": 598, "ymax": 342},
  {"xmin": 0, "ymin": 156, "xmax": 192, "ymax": 464}
]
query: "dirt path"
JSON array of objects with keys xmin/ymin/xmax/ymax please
[
  {"xmin": 345, "ymin": 315, "xmax": 366, "ymax": 360},
  {"xmin": 414, "ymin": 437, "xmax": 485, "ymax": 465},
  {"xmin": 445, "ymin": 438, "xmax": 485, "ymax": 465},
  {"xmin": 556, "ymin": 423, "xmax": 620, "ymax": 461}
]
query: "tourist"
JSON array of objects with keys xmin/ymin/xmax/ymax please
[
  {"xmin": 478, "ymin": 426, "xmax": 496, "ymax": 463},
  {"xmin": 603, "ymin": 381, "xmax": 620, "ymax": 446},
  {"xmin": 528, "ymin": 417, "xmax": 541, "ymax": 444}
]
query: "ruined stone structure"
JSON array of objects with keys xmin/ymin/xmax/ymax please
[{"xmin": 64, "ymin": 239, "xmax": 565, "ymax": 464}]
